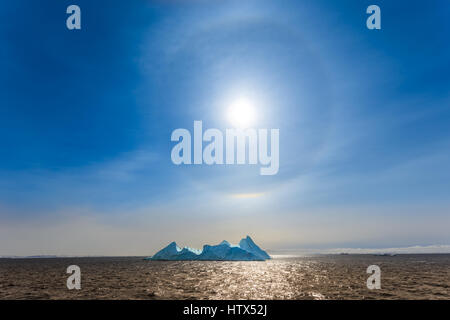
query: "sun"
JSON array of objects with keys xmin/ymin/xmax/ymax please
[{"xmin": 227, "ymin": 97, "xmax": 256, "ymax": 128}]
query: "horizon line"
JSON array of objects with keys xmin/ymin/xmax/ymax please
[{"xmin": 2, "ymin": 244, "xmax": 450, "ymax": 258}]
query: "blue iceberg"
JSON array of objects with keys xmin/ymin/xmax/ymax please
[{"xmin": 146, "ymin": 236, "xmax": 271, "ymax": 261}]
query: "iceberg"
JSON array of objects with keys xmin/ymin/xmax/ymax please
[{"xmin": 146, "ymin": 236, "xmax": 271, "ymax": 261}]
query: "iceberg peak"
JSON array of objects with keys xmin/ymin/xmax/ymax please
[{"xmin": 239, "ymin": 236, "xmax": 271, "ymax": 260}]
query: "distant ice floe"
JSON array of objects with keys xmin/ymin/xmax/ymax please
[{"xmin": 269, "ymin": 244, "xmax": 450, "ymax": 256}]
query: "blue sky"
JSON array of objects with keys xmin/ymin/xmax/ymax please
[{"xmin": 0, "ymin": 0, "xmax": 449, "ymax": 255}]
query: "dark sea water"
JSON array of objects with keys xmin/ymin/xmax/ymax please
[{"xmin": 0, "ymin": 254, "xmax": 448, "ymax": 299}]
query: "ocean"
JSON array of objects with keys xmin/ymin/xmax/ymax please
[{"xmin": 0, "ymin": 254, "xmax": 448, "ymax": 299}]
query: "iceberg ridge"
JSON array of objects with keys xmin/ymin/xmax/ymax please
[{"xmin": 146, "ymin": 236, "xmax": 270, "ymax": 261}]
